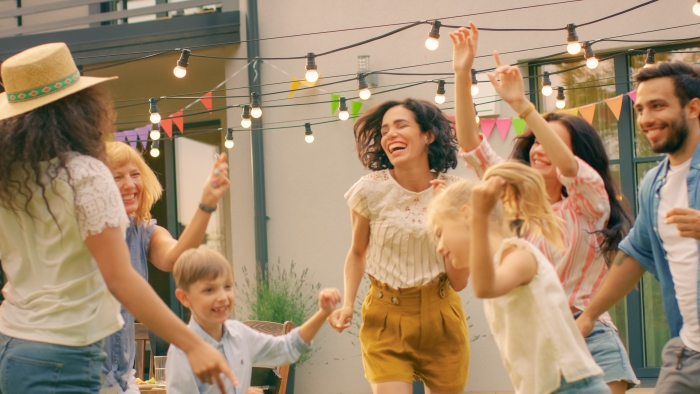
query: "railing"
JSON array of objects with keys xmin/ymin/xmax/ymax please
[{"xmin": 0, "ymin": 0, "xmax": 222, "ymax": 39}]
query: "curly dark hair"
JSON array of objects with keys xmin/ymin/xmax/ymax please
[
  {"xmin": 0, "ymin": 85, "xmax": 114, "ymax": 219},
  {"xmin": 353, "ymin": 98, "xmax": 458, "ymax": 173},
  {"xmin": 511, "ymin": 112, "xmax": 633, "ymax": 265}
]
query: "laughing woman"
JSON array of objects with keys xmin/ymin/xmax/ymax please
[
  {"xmin": 100, "ymin": 142, "xmax": 230, "ymax": 394},
  {"xmin": 328, "ymin": 99, "xmax": 469, "ymax": 394}
]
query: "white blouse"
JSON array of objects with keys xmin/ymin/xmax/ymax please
[
  {"xmin": 484, "ymin": 238, "xmax": 603, "ymax": 394},
  {"xmin": 345, "ymin": 170, "xmax": 462, "ymax": 288},
  {"xmin": 0, "ymin": 154, "xmax": 126, "ymax": 346}
]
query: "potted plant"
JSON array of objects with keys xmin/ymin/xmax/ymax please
[{"xmin": 236, "ymin": 259, "xmax": 321, "ymax": 394}]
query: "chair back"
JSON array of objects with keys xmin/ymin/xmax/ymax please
[
  {"xmin": 242, "ymin": 320, "xmax": 296, "ymax": 394},
  {"xmin": 134, "ymin": 323, "xmax": 155, "ymax": 381}
]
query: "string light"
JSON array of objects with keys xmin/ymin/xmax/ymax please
[
  {"xmin": 150, "ymin": 140, "xmax": 160, "ymax": 157},
  {"xmin": 541, "ymin": 71, "xmax": 553, "ymax": 96},
  {"xmin": 224, "ymin": 128, "xmax": 234, "ymax": 149},
  {"xmin": 174, "ymin": 49, "xmax": 190, "ymax": 78},
  {"xmin": 644, "ymin": 48, "xmax": 656, "ymax": 68},
  {"xmin": 435, "ymin": 80, "xmax": 446, "ymax": 104},
  {"xmin": 566, "ymin": 24, "xmax": 581, "ymax": 55},
  {"xmin": 338, "ymin": 97, "xmax": 350, "ymax": 120},
  {"xmin": 584, "ymin": 42, "xmax": 598, "ymax": 69},
  {"xmin": 425, "ymin": 20, "xmax": 441, "ymax": 50},
  {"xmin": 150, "ymin": 124, "xmax": 161, "ymax": 140},
  {"xmin": 475, "ymin": 104, "xmax": 480, "ymax": 124},
  {"xmin": 241, "ymin": 105, "xmax": 252, "ymax": 128},
  {"xmin": 250, "ymin": 92, "xmax": 262, "ymax": 118},
  {"xmin": 358, "ymin": 74, "xmax": 371, "ymax": 100},
  {"xmin": 694, "ymin": 0, "xmax": 700, "ymax": 16},
  {"xmin": 555, "ymin": 87, "xmax": 566, "ymax": 109},
  {"xmin": 304, "ymin": 122, "xmax": 314, "ymax": 143},
  {"xmin": 471, "ymin": 69, "xmax": 479, "ymax": 96},
  {"xmin": 305, "ymin": 52, "xmax": 319, "ymax": 83},
  {"xmin": 148, "ymin": 98, "xmax": 161, "ymax": 123}
]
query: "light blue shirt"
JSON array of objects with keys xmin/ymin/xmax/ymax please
[
  {"xmin": 166, "ymin": 318, "xmax": 312, "ymax": 394},
  {"xmin": 619, "ymin": 141, "xmax": 700, "ymax": 338}
]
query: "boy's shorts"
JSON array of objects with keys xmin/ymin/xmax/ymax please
[{"xmin": 359, "ymin": 275, "xmax": 469, "ymax": 393}]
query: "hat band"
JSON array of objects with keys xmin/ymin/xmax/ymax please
[{"xmin": 7, "ymin": 70, "xmax": 81, "ymax": 103}]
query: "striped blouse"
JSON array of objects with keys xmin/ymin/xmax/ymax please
[
  {"xmin": 345, "ymin": 170, "xmax": 462, "ymax": 288},
  {"xmin": 460, "ymin": 139, "xmax": 614, "ymax": 327}
]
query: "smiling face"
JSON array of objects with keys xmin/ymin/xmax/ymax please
[
  {"xmin": 380, "ymin": 105, "xmax": 434, "ymax": 168},
  {"xmin": 432, "ymin": 211, "xmax": 471, "ymax": 268},
  {"xmin": 180, "ymin": 273, "xmax": 234, "ymax": 335},
  {"xmin": 111, "ymin": 162, "xmax": 143, "ymax": 215},
  {"xmin": 528, "ymin": 121, "xmax": 573, "ymax": 182},
  {"xmin": 635, "ymin": 77, "xmax": 690, "ymax": 155}
]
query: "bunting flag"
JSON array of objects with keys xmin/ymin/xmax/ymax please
[
  {"xmin": 160, "ymin": 119, "xmax": 173, "ymax": 139},
  {"xmin": 578, "ymin": 103, "xmax": 596, "ymax": 125},
  {"xmin": 289, "ymin": 78, "xmax": 302, "ymax": 98},
  {"xmin": 351, "ymin": 100, "xmax": 363, "ymax": 120},
  {"xmin": 134, "ymin": 124, "xmax": 151, "ymax": 149},
  {"xmin": 627, "ymin": 90, "xmax": 637, "ymax": 103},
  {"xmin": 560, "ymin": 108, "xmax": 579, "ymax": 116},
  {"xmin": 480, "ymin": 118, "xmax": 497, "ymax": 139},
  {"xmin": 171, "ymin": 110, "xmax": 184, "ymax": 134},
  {"xmin": 512, "ymin": 117, "xmax": 527, "ymax": 136},
  {"xmin": 605, "ymin": 94, "xmax": 624, "ymax": 120},
  {"xmin": 113, "ymin": 130, "xmax": 127, "ymax": 143},
  {"xmin": 495, "ymin": 118, "xmax": 512, "ymax": 141},
  {"xmin": 331, "ymin": 94, "xmax": 340, "ymax": 115},
  {"xmin": 201, "ymin": 91, "xmax": 213, "ymax": 114},
  {"xmin": 123, "ymin": 129, "xmax": 138, "ymax": 149}
]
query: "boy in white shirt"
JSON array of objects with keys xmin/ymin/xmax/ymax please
[{"xmin": 166, "ymin": 248, "xmax": 341, "ymax": 394}]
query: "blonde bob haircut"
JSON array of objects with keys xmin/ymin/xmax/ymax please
[
  {"xmin": 428, "ymin": 161, "xmax": 564, "ymax": 248},
  {"xmin": 174, "ymin": 248, "xmax": 233, "ymax": 292},
  {"xmin": 105, "ymin": 141, "xmax": 163, "ymax": 224}
]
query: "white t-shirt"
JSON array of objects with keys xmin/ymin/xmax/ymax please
[{"xmin": 658, "ymin": 157, "xmax": 700, "ymax": 352}]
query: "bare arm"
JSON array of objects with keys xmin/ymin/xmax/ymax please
[
  {"xmin": 85, "ymin": 227, "xmax": 237, "ymax": 390},
  {"xmin": 444, "ymin": 256, "xmax": 469, "ymax": 291},
  {"xmin": 298, "ymin": 288, "xmax": 341, "ymax": 344},
  {"xmin": 450, "ymin": 23, "xmax": 481, "ymax": 152}
]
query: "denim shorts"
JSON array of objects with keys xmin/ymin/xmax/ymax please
[
  {"xmin": 583, "ymin": 319, "xmax": 640, "ymax": 389},
  {"xmin": 552, "ymin": 375, "xmax": 611, "ymax": 394},
  {"xmin": 0, "ymin": 333, "xmax": 106, "ymax": 394}
]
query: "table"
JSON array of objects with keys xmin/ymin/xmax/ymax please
[{"xmin": 138, "ymin": 387, "xmax": 166, "ymax": 394}]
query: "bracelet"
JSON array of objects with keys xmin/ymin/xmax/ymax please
[
  {"xmin": 198, "ymin": 202, "xmax": 217, "ymax": 213},
  {"xmin": 518, "ymin": 103, "xmax": 536, "ymax": 119}
]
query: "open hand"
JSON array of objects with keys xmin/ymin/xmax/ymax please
[
  {"xmin": 471, "ymin": 176, "xmax": 506, "ymax": 215},
  {"xmin": 450, "ymin": 22, "xmax": 479, "ymax": 75},
  {"xmin": 201, "ymin": 153, "xmax": 231, "ymax": 208},
  {"xmin": 327, "ymin": 305, "xmax": 353, "ymax": 333},
  {"xmin": 666, "ymin": 208, "xmax": 700, "ymax": 240},
  {"xmin": 186, "ymin": 342, "xmax": 238, "ymax": 391},
  {"xmin": 318, "ymin": 288, "xmax": 342, "ymax": 314},
  {"xmin": 486, "ymin": 51, "xmax": 531, "ymax": 114}
]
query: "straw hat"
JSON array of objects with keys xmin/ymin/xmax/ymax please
[{"xmin": 0, "ymin": 42, "xmax": 116, "ymax": 121}]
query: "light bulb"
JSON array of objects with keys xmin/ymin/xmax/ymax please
[
  {"xmin": 338, "ymin": 96, "xmax": 350, "ymax": 120},
  {"xmin": 567, "ymin": 42, "xmax": 582, "ymax": 55},
  {"xmin": 471, "ymin": 84, "xmax": 479, "ymax": 96},
  {"xmin": 435, "ymin": 80, "xmax": 446, "ymax": 104},
  {"xmin": 224, "ymin": 128, "xmax": 234, "ymax": 149},
  {"xmin": 339, "ymin": 110, "xmax": 349, "ymax": 120},
  {"xmin": 556, "ymin": 99, "xmax": 566, "ymax": 109},
  {"xmin": 644, "ymin": 49, "xmax": 656, "ymax": 68},
  {"xmin": 150, "ymin": 130, "xmax": 161, "ymax": 140},
  {"xmin": 435, "ymin": 94, "xmax": 445, "ymax": 104},
  {"xmin": 475, "ymin": 115, "xmax": 480, "ymax": 124},
  {"xmin": 359, "ymin": 88, "xmax": 371, "ymax": 100},
  {"xmin": 241, "ymin": 118, "xmax": 252, "ymax": 128},
  {"xmin": 694, "ymin": 1, "xmax": 700, "ymax": 15},
  {"xmin": 542, "ymin": 85, "xmax": 553, "ymax": 96},
  {"xmin": 250, "ymin": 92, "xmax": 262, "ymax": 118},
  {"xmin": 304, "ymin": 123, "xmax": 314, "ymax": 143},
  {"xmin": 148, "ymin": 98, "xmax": 160, "ymax": 124},
  {"xmin": 150, "ymin": 148, "xmax": 160, "ymax": 157},
  {"xmin": 305, "ymin": 134, "xmax": 315, "ymax": 143},
  {"xmin": 149, "ymin": 113, "xmax": 161, "ymax": 124},
  {"xmin": 240, "ymin": 105, "xmax": 252, "ymax": 128},
  {"xmin": 425, "ymin": 37, "xmax": 439, "ymax": 50},
  {"xmin": 225, "ymin": 139, "xmax": 234, "ymax": 149},
  {"xmin": 305, "ymin": 69, "xmax": 319, "ymax": 83},
  {"xmin": 586, "ymin": 57, "xmax": 599, "ymax": 69},
  {"xmin": 555, "ymin": 87, "xmax": 566, "ymax": 109},
  {"xmin": 173, "ymin": 65, "xmax": 187, "ymax": 78},
  {"xmin": 251, "ymin": 107, "xmax": 262, "ymax": 118}
]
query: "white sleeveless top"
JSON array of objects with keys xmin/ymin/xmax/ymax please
[
  {"xmin": 344, "ymin": 170, "xmax": 461, "ymax": 288},
  {"xmin": 0, "ymin": 154, "xmax": 126, "ymax": 346},
  {"xmin": 484, "ymin": 238, "xmax": 602, "ymax": 394}
]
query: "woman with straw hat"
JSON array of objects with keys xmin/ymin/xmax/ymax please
[{"xmin": 0, "ymin": 43, "xmax": 237, "ymax": 393}]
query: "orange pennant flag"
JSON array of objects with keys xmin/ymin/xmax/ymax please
[
  {"xmin": 201, "ymin": 91, "xmax": 213, "ymax": 114},
  {"xmin": 171, "ymin": 110, "xmax": 184, "ymax": 134},
  {"xmin": 160, "ymin": 119, "xmax": 173, "ymax": 139},
  {"xmin": 578, "ymin": 103, "xmax": 596, "ymax": 125},
  {"xmin": 559, "ymin": 108, "xmax": 579, "ymax": 116},
  {"xmin": 605, "ymin": 94, "xmax": 624, "ymax": 121},
  {"xmin": 289, "ymin": 78, "xmax": 302, "ymax": 98}
]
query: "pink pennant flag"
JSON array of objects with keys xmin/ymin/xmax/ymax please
[
  {"xmin": 160, "ymin": 119, "xmax": 173, "ymax": 139},
  {"xmin": 113, "ymin": 131, "xmax": 127, "ymax": 143},
  {"xmin": 201, "ymin": 91, "xmax": 213, "ymax": 114},
  {"xmin": 480, "ymin": 118, "xmax": 497, "ymax": 140},
  {"xmin": 123, "ymin": 129, "xmax": 138, "ymax": 149},
  {"xmin": 495, "ymin": 118, "xmax": 512, "ymax": 141},
  {"xmin": 171, "ymin": 110, "xmax": 184, "ymax": 134},
  {"xmin": 135, "ymin": 124, "xmax": 150, "ymax": 149},
  {"xmin": 627, "ymin": 90, "xmax": 637, "ymax": 103}
]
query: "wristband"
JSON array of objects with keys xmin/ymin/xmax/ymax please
[
  {"xmin": 518, "ymin": 102, "xmax": 536, "ymax": 119},
  {"xmin": 198, "ymin": 202, "xmax": 217, "ymax": 213}
]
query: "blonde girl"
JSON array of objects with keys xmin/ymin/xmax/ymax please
[{"xmin": 428, "ymin": 162, "xmax": 608, "ymax": 394}]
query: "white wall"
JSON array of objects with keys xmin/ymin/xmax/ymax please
[{"xmin": 225, "ymin": 1, "xmax": 698, "ymax": 392}]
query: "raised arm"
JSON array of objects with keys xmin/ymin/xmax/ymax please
[
  {"xmin": 451, "ymin": 23, "xmax": 481, "ymax": 152},
  {"xmin": 487, "ymin": 51, "xmax": 578, "ymax": 177},
  {"xmin": 148, "ymin": 153, "xmax": 231, "ymax": 272}
]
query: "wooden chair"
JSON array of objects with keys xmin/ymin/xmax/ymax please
[
  {"xmin": 134, "ymin": 323, "xmax": 155, "ymax": 381},
  {"xmin": 243, "ymin": 320, "xmax": 296, "ymax": 394}
]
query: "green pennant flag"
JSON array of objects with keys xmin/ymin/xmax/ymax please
[
  {"xmin": 331, "ymin": 94, "xmax": 340, "ymax": 115},
  {"xmin": 351, "ymin": 100, "xmax": 363, "ymax": 120},
  {"xmin": 512, "ymin": 117, "xmax": 528, "ymax": 136}
]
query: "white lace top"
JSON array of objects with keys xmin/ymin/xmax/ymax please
[
  {"xmin": 345, "ymin": 170, "xmax": 462, "ymax": 288},
  {"xmin": 0, "ymin": 154, "xmax": 127, "ymax": 346}
]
